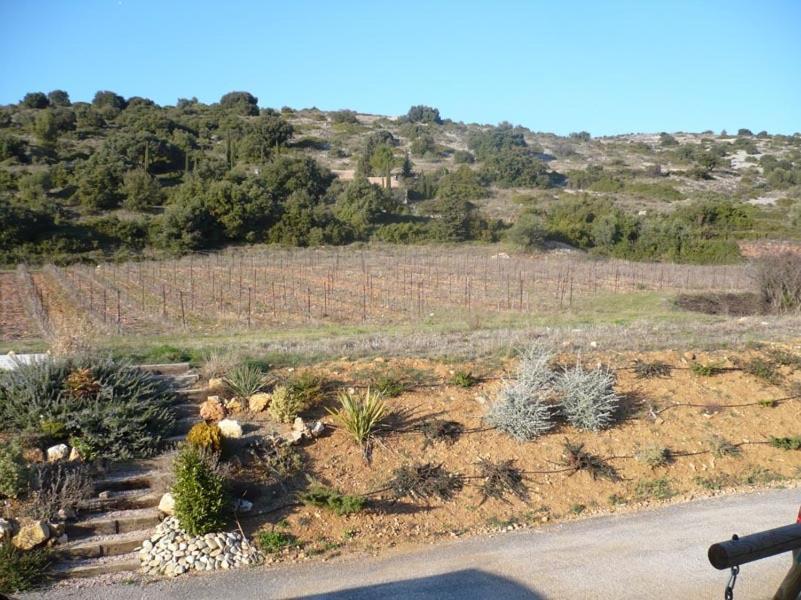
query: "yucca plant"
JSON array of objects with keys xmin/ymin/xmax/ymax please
[
  {"xmin": 328, "ymin": 388, "xmax": 389, "ymax": 454},
  {"xmin": 224, "ymin": 363, "xmax": 268, "ymax": 398}
]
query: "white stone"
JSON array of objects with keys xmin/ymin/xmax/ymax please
[
  {"xmin": 68, "ymin": 446, "xmax": 82, "ymax": 461},
  {"xmin": 46, "ymin": 443, "xmax": 70, "ymax": 462},
  {"xmin": 158, "ymin": 492, "xmax": 176, "ymax": 515},
  {"xmin": 234, "ymin": 498, "xmax": 253, "ymax": 513},
  {"xmin": 218, "ymin": 419, "xmax": 243, "ymax": 439},
  {"xmin": 0, "ymin": 518, "xmax": 15, "ymax": 541},
  {"xmin": 310, "ymin": 421, "xmax": 325, "ymax": 437}
]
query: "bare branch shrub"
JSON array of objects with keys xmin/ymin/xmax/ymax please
[
  {"xmin": 476, "ymin": 458, "xmax": 527, "ymax": 504},
  {"xmin": 387, "ymin": 463, "xmax": 463, "ymax": 501},
  {"xmin": 560, "ymin": 441, "xmax": 619, "ymax": 481},
  {"xmin": 419, "ymin": 419, "xmax": 463, "ymax": 447},
  {"xmin": 753, "ymin": 253, "xmax": 801, "ymax": 313},
  {"xmin": 26, "ymin": 462, "xmax": 94, "ymax": 521}
]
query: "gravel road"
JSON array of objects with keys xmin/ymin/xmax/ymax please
[{"xmin": 26, "ymin": 486, "xmax": 801, "ymax": 599}]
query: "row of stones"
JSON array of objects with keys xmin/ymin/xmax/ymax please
[{"xmin": 138, "ymin": 517, "xmax": 264, "ymax": 577}]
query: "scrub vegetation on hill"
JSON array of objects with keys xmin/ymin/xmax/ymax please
[{"xmin": 2, "ymin": 90, "xmax": 800, "ymax": 265}]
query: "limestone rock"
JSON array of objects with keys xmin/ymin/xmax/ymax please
[
  {"xmin": 57, "ymin": 507, "xmax": 77, "ymax": 520},
  {"xmin": 46, "ymin": 443, "xmax": 70, "ymax": 462},
  {"xmin": 310, "ymin": 421, "xmax": 325, "ymax": 438},
  {"xmin": 248, "ymin": 392, "xmax": 271, "ymax": 412},
  {"xmin": 0, "ymin": 518, "xmax": 16, "ymax": 541},
  {"xmin": 22, "ymin": 447, "xmax": 45, "ymax": 463},
  {"xmin": 68, "ymin": 446, "xmax": 82, "ymax": 461},
  {"xmin": 218, "ymin": 419, "xmax": 242, "ymax": 439},
  {"xmin": 234, "ymin": 498, "xmax": 253, "ymax": 513},
  {"xmin": 12, "ymin": 520, "xmax": 50, "ymax": 550},
  {"xmin": 159, "ymin": 492, "xmax": 176, "ymax": 515},
  {"xmin": 208, "ymin": 377, "xmax": 225, "ymax": 391},
  {"xmin": 224, "ymin": 398, "xmax": 243, "ymax": 412},
  {"xmin": 200, "ymin": 396, "xmax": 226, "ymax": 422}
]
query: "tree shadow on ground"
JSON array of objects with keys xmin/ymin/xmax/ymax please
[{"xmin": 302, "ymin": 568, "xmax": 547, "ymax": 599}]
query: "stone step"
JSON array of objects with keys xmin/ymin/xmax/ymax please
[
  {"xmin": 165, "ymin": 434, "xmax": 187, "ymax": 448},
  {"xmin": 78, "ymin": 488, "xmax": 160, "ymax": 513},
  {"xmin": 94, "ymin": 470, "xmax": 154, "ymax": 494},
  {"xmin": 156, "ymin": 372, "xmax": 200, "ymax": 388},
  {"xmin": 54, "ymin": 529, "xmax": 150, "ymax": 560},
  {"xmin": 179, "ymin": 386, "xmax": 208, "ymax": 401},
  {"xmin": 174, "ymin": 402, "xmax": 199, "ymax": 419},
  {"xmin": 67, "ymin": 507, "xmax": 161, "ymax": 538},
  {"xmin": 174, "ymin": 416, "xmax": 199, "ymax": 434},
  {"xmin": 52, "ymin": 553, "xmax": 141, "ymax": 579},
  {"xmin": 138, "ymin": 362, "xmax": 191, "ymax": 376}
]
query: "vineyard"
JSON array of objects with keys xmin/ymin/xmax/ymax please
[{"xmin": 1, "ymin": 246, "xmax": 754, "ymax": 346}]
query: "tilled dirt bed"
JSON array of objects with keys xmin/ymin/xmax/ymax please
[{"xmin": 218, "ymin": 343, "xmax": 801, "ymax": 563}]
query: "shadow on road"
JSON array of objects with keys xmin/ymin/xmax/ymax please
[{"xmin": 302, "ymin": 568, "xmax": 547, "ymax": 599}]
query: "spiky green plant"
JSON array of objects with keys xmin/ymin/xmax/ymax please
[
  {"xmin": 328, "ymin": 388, "xmax": 389, "ymax": 448},
  {"xmin": 224, "ymin": 363, "xmax": 268, "ymax": 398}
]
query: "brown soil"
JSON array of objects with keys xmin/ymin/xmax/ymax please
[
  {"xmin": 0, "ymin": 272, "xmax": 39, "ymax": 341},
  {"xmin": 675, "ymin": 292, "xmax": 765, "ymax": 316},
  {"xmin": 218, "ymin": 344, "xmax": 801, "ymax": 562}
]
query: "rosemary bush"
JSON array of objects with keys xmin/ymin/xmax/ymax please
[{"xmin": 0, "ymin": 356, "xmax": 176, "ymax": 460}]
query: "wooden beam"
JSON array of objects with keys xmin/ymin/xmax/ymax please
[{"xmin": 709, "ymin": 523, "xmax": 801, "ymax": 570}]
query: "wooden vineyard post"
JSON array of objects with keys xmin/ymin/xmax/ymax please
[
  {"xmin": 247, "ymin": 287, "xmax": 252, "ymax": 328},
  {"xmin": 161, "ymin": 285, "xmax": 167, "ymax": 318},
  {"xmin": 179, "ymin": 291, "xmax": 186, "ymax": 329},
  {"xmin": 362, "ymin": 283, "xmax": 367, "ymax": 322},
  {"xmin": 103, "ymin": 289, "xmax": 107, "ymax": 324},
  {"xmin": 116, "ymin": 290, "xmax": 121, "ymax": 334}
]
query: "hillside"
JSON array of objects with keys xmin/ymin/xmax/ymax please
[{"xmin": 1, "ymin": 90, "xmax": 800, "ymax": 266}]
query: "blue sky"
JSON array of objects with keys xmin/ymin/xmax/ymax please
[{"xmin": 1, "ymin": 0, "xmax": 799, "ymax": 135}]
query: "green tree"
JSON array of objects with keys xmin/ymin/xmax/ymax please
[
  {"xmin": 401, "ymin": 152, "xmax": 414, "ymax": 177},
  {"xmin": 238, "ymin": 113, "xmax": 294, "ymax": 162},
  {"xmin": 33, "ymin": 109, "xmax": 59, "ymax": 144},
  {"xmin": 430, "ymin": 196, "xmax": 476, "ymax": 242},
  {"xmin": 436, "ymin": 165, "xmax": 486, "ymax": 200},
  {"xmin": 335, "ymin": 176, "xmax": 395, "ymax": 232},
  {"xmin": 467, "ymin": 124, "xmax": 527, "ymax": 160},
  {"xmin": 121, "ymin": 169, "xmax": 163, "ymax": 210},
  {"xmin": 505, "ymin": 211, "xmax": 546, "ymax": 249},
  {"xmin": 369, "ymin": 145, "xmax": 394, "ymax": 188},
  {"xmin": 219, "ymin": 91, "xmax": 259, "ymax": 116},
  {"xmin": 404, "ymin": 105, "xmax": 442, "ymax": 124},
  {"xmin": 159, "ymin": 192, "xmax": 222, "ymax": 251},
  {"xmin": 75, "ymin": 156, "xmax": 122, "ymax": 211},
  {"xmin": 92, "ymin": 90, "xmax": 127, "ymax": 115},
  {"xmin": 481, "ymin": 149, "xmax": 557, "ymax": 188},
  {"xmin": 20, "ymin": 92, "xmax": 49, "ymax": 109},
  {"xmin": 47, "ymin": 90, "xmax": 71, "ymax": 107}
]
